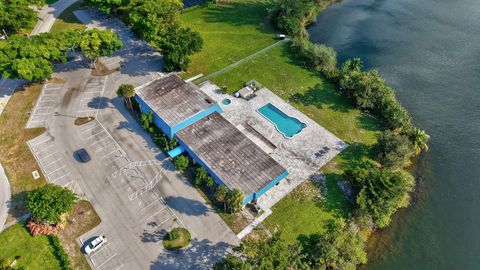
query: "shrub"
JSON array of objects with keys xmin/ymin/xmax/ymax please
[
  {"xmin": 174, "ymin": 155, "xmax": 189, "ymax": 172},
  {"xmin": 225, "ymin": 188, "xmax": 244, "ymax": 213},
  {"xmin": 165, "ymin": 228, "xmax": 180, "ymax": 241},
  {"xmin": 375, "ymin": 130, "xmax": 413, "ymax": 168},
  {"xmin": 27, "ymin": 184, "xmax": 77, "ymax": 223},
  {"xmin": 49, "ymin": 236, "xmax": 73, "ymax": 270},
  {"xmin": 292, "ymin": 38, "xmax": 337, "ymax": 71}
]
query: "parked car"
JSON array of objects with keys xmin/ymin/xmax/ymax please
[
  {"xmin": 277, "ymin": 34, "xmax": 286, "ymax": 40},
  {"xmin": 76, "ymin": 148, "xmax": 91, "ymax": 162},
  {"xmin": 85, "ymin": 235, "xmax": 107, "ymax": 255}
]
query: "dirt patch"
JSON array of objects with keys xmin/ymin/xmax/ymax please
[
  {"xmin": 74, "ymin": 117, "xmax": 95, "ymax": 126},
  {"xmin": 58, "ymin": 200, "xmax": 101, "ymax": 270},
  {"xmin": 91, "ymin": 60, "xmax": 119, "ymax": 76}
]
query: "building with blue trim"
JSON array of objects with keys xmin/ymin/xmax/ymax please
[{"xmin": 135, "ymin": 74, "xmax": 288, "ymax": 205}]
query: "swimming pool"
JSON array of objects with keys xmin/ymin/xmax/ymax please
[{"xmin": 257, "ymin": 103, "xmax": 306, "ymax": 138}]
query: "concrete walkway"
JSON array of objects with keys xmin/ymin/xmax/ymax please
[
  {"xmin": 0, "ymin": 164, "xmax": 11, "ymax": 232},
  {"xmin": 31, "ymin": 0, "xmax": 79, "ymax": 35},
  {"xmin": 237, "ymin": 208, "xmax": 272, "ymax": 239}
]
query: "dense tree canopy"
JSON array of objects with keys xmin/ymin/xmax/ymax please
[
  {"xmin": 307, "ymin": 219, "xmax": 367, "ymax": 270},
  {"xmin": 27, "ymin": 184, "xmax": 77, "ymax": 223},
  {"xmin": 0, "ymin": 0, "xmax": 36, "ymax": 33},
  {"xmin": 375, "ymin": 130, "xmax": 413, "ymax": 168},
  {"xmin": 345, "ymin": 165, "xmax": 415, "ymax": 228},
  {"xmin": 293, "ymin": 38, "xmax": 337, "ymax": 72},
  {"xmin": 0, "ymin": 29, "xmax": 122, "ymax": 81},
  {"xmin": 159, "ymin": 27, "xmax": 203, "ymax": 71},
  {"xmin": 85, "ymin": 0, "xmax": 127, "ymax": 14}
]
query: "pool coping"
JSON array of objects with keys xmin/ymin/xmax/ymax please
[{"xmin": 256, "ymin": 103, "xmax": 307, "ymax": 140}]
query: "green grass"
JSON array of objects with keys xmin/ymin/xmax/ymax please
[
  {"xmin": 162, "ymin": 228, "xmax": 191, "ymax": 250},
  {"xmin": 180, "ymin": 0, "xmax": 278, "ymax": 79},
  {"xmin": 0, "ymin": 224, "xmax": 62, "ymax": 269},
  {"xmin": 50, "ymin": 0, "xmax": 87, "ymax": 34},
  {"xmin": 210, "ymin": 42, "xmax": 381, "ymax": 243}
]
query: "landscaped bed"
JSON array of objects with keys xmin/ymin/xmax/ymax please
[{"xmin": 162, "ymin": 227, "xmax": 191, "ymax": 251}]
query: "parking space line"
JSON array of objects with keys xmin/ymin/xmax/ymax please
[
  {"xmin": 91, "ymin": 135, "xmax": 111, "ymax": 146},
  {"xmin": 42, "ymin": 157, "xmax": 63, "ymax": 167},
  {"xmin": 100, "ymin": 149, "xmax": 120, "ymax": 159},
  {"xmin": 50, "ymin": 172, "xmax": 71, "ymax": 183},
  {"xmin": 94, "ymin": 142, "xmax": 115, "ymax": 153},
  {"xmin": 31, "ymin": 137, "xmax": 52, "ymax": 147},
  {"xmin": 89, "ymin": 242, "xmax": 112, "ymax": 258},
  {"xmin": 87, "ymin": 129, "xmax": 106, "ymax": 139},
  {"xmin": 96, "ymin": 253, "xmax": 117, "ymax": 269},
  {"xmin": 114, "ymin": 264, "xmax": 124, "ymax": 270},
  {"xmin": 143, "ymin": 206, "xmax": 168, "ymax": 222},
  {"xmin": 81, "ymin": 124, "xmax": 100, "ymax": 133},
  {"xmin": 41, "ymin": 151, "xmax": 58, "ymax": 159},
  {"xmin": 140, "ymin": 199, "xmax": 163, "ymax": 212},
  {"xmin": 47, "ymin": 165, "xmax": 66, "ymax": 175},
  {"xmin": 156, "ymin": 215, "xmax": 174, "ymax": 228},
  {"xmin": 33, "ymin": 144, "xmax": 53, "ymax": 153}
]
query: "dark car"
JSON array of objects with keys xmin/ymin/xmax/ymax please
[{"xmin": 76, "ymin": 148, "xmax": 91, "ymax": 162}]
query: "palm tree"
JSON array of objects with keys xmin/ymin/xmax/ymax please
[
  {"xmin": 215, "ymin": 185, "xmax": 229, "ymax": 212},
  {"xmin": 226, "ymin": 189, "xmax": 245, "ymax": 213},
  {"xmin": 117, "ymin": 84, "xmax": 135, "ymax": 111},
  {"xmin": 409, "ymin": 127, "xmax": 430, "ymax": 155}
]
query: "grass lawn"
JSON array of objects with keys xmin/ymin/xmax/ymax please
[
  {"xmin": 58, "ymin": 200, "xmax": 101, "ymax": 270},
  {"xmin": 0, "ymin": 224, "xmax": 62, "ymax": 269},
  {"xmin": 0, "ymin": 83, "xmax": 46, "ymax": 221},
  {"xmin": 50, "ymin": 0, "xmax": 87, "ymax": 34},
  {"xmin": 163, "ymin": 228, "xmax": 191, "ymax": 250},
  {"xmin": 180, "ymin": 0, "xmax": 278, "ymax": 79},
  {"xmin": 209, "ymin": 42, "xmax": 381, "ymax": 243}
]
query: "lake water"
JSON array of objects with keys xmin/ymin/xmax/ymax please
[{"xmin": 309, "ymin": 0, "xmax": 480, "ymax": 269}]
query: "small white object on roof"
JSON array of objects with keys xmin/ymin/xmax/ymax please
[
  {"xmin": 32, "ymin": 170, "xmax": 40, "ymax": 180},
  {"xmin": 238, "ymin": 87, "xmax": 254, "ymax": 99}
]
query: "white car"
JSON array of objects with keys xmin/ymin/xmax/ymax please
[{"xmin": 85, "ymin": 235, "xmax": 107, "ymax": 255}]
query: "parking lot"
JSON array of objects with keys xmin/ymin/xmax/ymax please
[
  {"xmin": 26, "ymin": 83, "xmax": 65, "ymax": 128},
  {"xmin": 75, "ymin": 76, "xmax": 108, "ymax": 118},
  {"xmin": 27, "ymin": 132, "xmax": 76, "ymax": 185}
]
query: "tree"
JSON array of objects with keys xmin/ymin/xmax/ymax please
[
  {"xmin": 158, "ymin": 27, "xmax": 203, "ymax": 71},
  {"xmin": 375, "ymin": 130, "xmax": 413, "ymax": 168},
  {"xmin": 127, "ymin": 0, "xmax": 183, "ymax": 42},
  {"xmin": 293, "ymin": 38, "xmax": 337, "ymax": 71},
  {"xmin": 85, "ymin": 0, "xmax": 127, "ymax": 14},
  {"xmin": 215, "ymin": 185, "xmax": 229, "ymax": 212},
  {"xmin": 238, "ymin": 233, "xmax": 308, "ymax": 269},
  {"xmin": 174, "ymin": 155, "xmax": 189, "ymax": 172},
  {"xmin": 117, "ymin": 84, "xmax": 135, "ymax": 111},
  {"xmin": 407, "ymin": 127, "xmax": 430, "ymax": 155},
  {"xmin": 225, "ymin": 188, "xmax": 244, "ymax": 213},
  {"xmin": 307, "ymin": 218, "xmax": 367, "ymax": 270},
  {"xmin": 214, "ymin": 256, "xmax": 251, "ymax": 270},
  {"xmin": 268, "ymin": 0, "xmax": 321, "ymax": 38},
  {"xmin": 345, "ymin": 166, "xmax": 415, "ymax": 228},
  {"xmin": 27, "ymin": 184, "xmax": 77, "ymax": 223},
  {"xmin": 193, "ymin": 166, "xmax": 209, "ymax": 187},
  {"xmin": 0, "ymin": 0, "xmax": 36, "ymax": 33},
  {"xmin": 80, "ymin": 29, "xmax": 123, "ymax": 68}
]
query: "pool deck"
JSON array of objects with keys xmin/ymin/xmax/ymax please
[{"xmin": 199, "ymin": 81, "xmax": 347, "ymax": 209}]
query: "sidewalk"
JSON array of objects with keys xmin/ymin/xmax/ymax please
[{"xmin": 0, "ymin": 164, "xmax": 11, "ymax": 231}]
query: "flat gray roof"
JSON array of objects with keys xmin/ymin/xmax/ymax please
[
  {"xmin": 136, "ymin": 74, "xmax": 215, "ymax": 127},
  {"xmin": 176, "ymin": 112, "xmax": 287, "ymax": 196}
]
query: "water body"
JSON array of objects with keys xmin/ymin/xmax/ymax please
[{"xmin": 309, "ymin": 0, "xmax": 480, "ymax": 269}]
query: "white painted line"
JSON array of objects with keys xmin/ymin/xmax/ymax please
[
  {"xmin": 91, "ymin": 135, "xmax": 111, "ymax": 146},
  {"xmin": 40, "ymin": 151, "xmax": 57, "ymax": 159},
  {"xmin": 87, "ymin": 129, "xmax": 106, "ymax": 139},
  {"xmin": 108, "ymin": 155, "xmax": 126, "ymax": 165},
  {"xmin": 36, "ymin": 105, "xmax": 53, "ymax": 109},
  {"xmin": 81, "ymin": 124, "xmax": 100, "ymax": 133},
  {"xmin": 94, "ymin": 141, "xmax": 115, "ymax": 153},
  {"xmin": 89, "ymin": 242, "xmax": 112, "ymax": 258},
  {"xmin": 33, "ymin": 144, "xmax": 53, "ymax": 153},
  {"xmin": 78, "ymin": 109, "xmax": 98, "ymax": 113},
  {"xmin": 143, "ymin": 206, "xmax": 168, "ymax": 222},
  {"xmin": 96, "ymin": 253, "xmax": 117, "ymax": 269},
  {"xmin": 28, "ymin": 119, "xmax": 48, "ymax": 122},
  {"xmin": 156, "ymin": 215, "xmax": 174, "ymax": 228},
  {"xmin": 42, "ymin": 157, "xmax": 63, "ymax": 167},
  {"xmin": 140, "ymin": 199, "xmax": 163, "ymax": 212},
  {"xmin": 100, "ymin": 149, "xmax": 120, "ymax": 159},
  {"xmin": 31, "ymin": 137, "xmax": 52, "ymax": 147},
  {"xmin": 32, "ymin": 112, "xmax": 52, "ymax": 116},
  {"xmin": 114, "ymin": 264, "xmax": 124, "ymax": 270},
  {"xmin": 46, "ymin": 165, "xmax": 66, "ymax": 175},
  {"xmin": 50, "ymin": 172, "xmax": 71, "ymax": 183}
]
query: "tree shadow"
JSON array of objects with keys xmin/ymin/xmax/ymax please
[
  {"xmin": 87, "ymin": 96, "xmax": 112, "ymax": 109},
  {"xmin": 289, "ymin": 83, "xmax": 350, "ymax": 113},
  {"xmin": 6, "ymin": 191, "xmax": 29, "ymax": 220},
  {"xmin": 163, "ymin": 196, "xmax": 211, "ymax": 217},
  {"xmin": 150, "ymin": 238, "xmax": 234, "ymax": 270},
  {"xmin": 356, "ymin": 113, "xmax": 382, "ymax": 132},
  {"xmin": 140, "ymin": 227, "xmax": 168, "ymax": 243},
  {"xmin": 338, "ymin": 142, "xmax": 373, "ymax": 171}
]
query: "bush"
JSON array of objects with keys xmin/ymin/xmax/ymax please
[
  {"xmin": 162, "ymin": 227, "xmax": 191, "ymax": 250},
  {"xmin": 165, "ymin": 228, "xmax": 180, "ymax": 241},
  {"xmin": 292, "ymin": 38, "xmax": 337, "ymax": 71},
  {"xmin": 49, "ymin": 236, "xmax": 73, "ymax": 270},
  {"xmin": 27, "ymin": 184, "xmax": 77, "ymax": 223},
  {"xmin": 174, "ymin": 155, "xmax": 189, "ymax": 172}
]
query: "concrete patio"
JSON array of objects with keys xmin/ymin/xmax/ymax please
[{"xmin": 199, "ymin": 81, "xmax": 347, "ymax": 209}]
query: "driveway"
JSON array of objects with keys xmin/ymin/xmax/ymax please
[{"xmin": 25, "ymin": 9, "xmax": 239, "ymax": 269}]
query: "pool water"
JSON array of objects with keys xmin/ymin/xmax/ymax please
[
  {"xmin": 257, "ymin": 103, "xmax": 306, "ymax": 138},
  {"xmin": 222, "ymin": 98, "xmax": 231, "ymax": 105}
]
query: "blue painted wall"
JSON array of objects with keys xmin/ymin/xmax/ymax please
[
  {"xmin": 254, "ymin": 170, "xmax": 289, "ymax": 199},
  {"xmin": 171, "ymin": 104, "xmax": 222, "ymax": 137},
  {"xmin": 167, "ymin": 145, "xmax": 185, "ymax": 158},
  {"xmin": 135, "ymin": 95, "xmax": 172, "ymax": 137}
]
